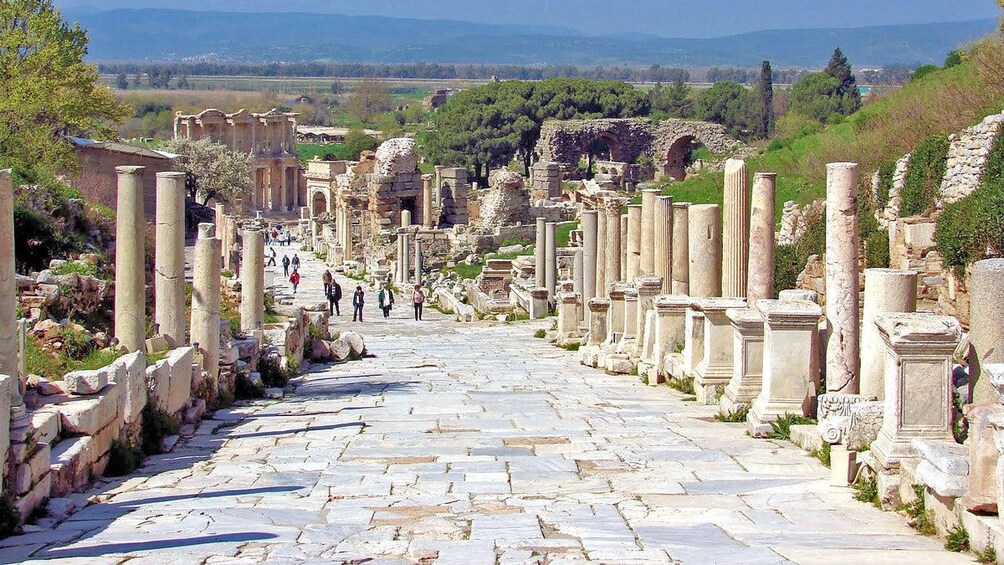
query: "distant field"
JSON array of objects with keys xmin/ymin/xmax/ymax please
[{"xmin": 102, "ymin": 75, "xmax": 485, "ymax": 94}]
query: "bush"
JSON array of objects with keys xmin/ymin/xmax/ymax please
[
  {"xmin": 235, "ymin": 371, "xmax": 265, "ymax": 399},
  {"xmin": 104, "ymin": 440, "xmax": 143, "ymax": 477},
  {"xmin": 0, "ymin": 492, "xmax": 19, "ymax": 539},
  {"xmin": 58, "ymin": 326, "xmax": 94, "ymax": 360},
  {"xmin": 141, "ymin": 404, "xmax": 179, "ymax": 456},
  {"xmin": 900, "ymin": 134, "xmax": 949, "ymax": 217},
  {"xmin": 945, "ymin": 521, "xmax": 970, "ymax": 552},
  {"xmin": 876, "ymin": 161, "xmax": 896, "ymax": 209},
  {"xmin": 767, "ymin": 413, "xmax": 816, "ymax": 441},
  {"xmin": 715, "ymin": 405, "xmax": 749, "ymax": 423},
  {"xmin": 911, "ymin": 65, "xmax": 941, "ymax": 82},
  {"xmin": 902, "ymin": 484, "xmax": 937, "ymax": 536},
  {"xmin": 258, "ymin": 355, "xmax": 296, "ymax": 388},
  {"xmin": 853, "ymin": 474, "xmax": 881, "ymax": 507}
]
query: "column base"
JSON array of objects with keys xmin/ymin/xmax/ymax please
[
  {"xmin": 694, "ymin": 365, "xmax": 731, "ymax": 405},
  {"xmin": 747, "ymin": 397, "xmax": 808, "ymax": 438},
  {"xmin": 720, "ymin": 375, "xmax": 763, "ymax": 413},
  {"xmin": 604, "ymin": 353, "xmax": 634, "ymax": 375}
]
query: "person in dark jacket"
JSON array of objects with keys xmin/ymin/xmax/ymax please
[
  {"xmin": 282, "ymin": 255, "xmax": 291, "ymax": 277},
  {"xmin": 378, "ymin": 284, "xmax": 395, "ymax": 318},
  {"xmin": 352, "ymin": 286, "xmax": 365, "ymax": 322},
  {"xmin": 328, "ymin": 280, "xmax": 342, "ymax": 316},
  {"xmin": 322, "ymin": 270, "xmax": 333, "ymax": 298}
]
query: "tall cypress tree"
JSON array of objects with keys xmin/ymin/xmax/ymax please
[
  {"xmin": 824, "ymin": 48, "xmax": 862, "ymax": 114},
  {"xmin": 756, "ymin": 60, "xmax": 774, "ymax": 138}
]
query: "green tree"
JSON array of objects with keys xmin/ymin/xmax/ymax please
[
  {"xmin": 115, "ymin": 72, "xmax": 128, "ymax": 90},
  {"xmin": 788, "ymin": 72, "xmax": 841, "ymax": 122},
  {"xmin": 695, "ymin": 81, "xmax": 756, "ymax": 138},
  {"xmin": 347, "ymin": 77, "xmax": 391, "ymax": 124},
  {"xmin": 823, "ymin": 47, "xmax": 862, "ymax": 114},
  {"xmin": 163, "ymin": 138, "xmax": 254, "ymax": 205},
  {"xmin": 755, "ymin": 61, "xmax": 774, "ymax": 139},
  {"xmin": 0, "ymin": 0, "xmax": 129, "ymax": 179},
  {"xmin": 944, "ymin": 50, "xmax": 963, "ymax": 68},
  {"xmin": 650, "ymin": 78, "xmax": 693, "ymax": 119},
  {"xmin": 343, "ymin": 129, "xmax": 379, "ymax": 159}
]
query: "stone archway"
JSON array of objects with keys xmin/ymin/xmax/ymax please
[
  {"xmin": 662, "ymin": 135, "xmax": 698, "ymax": 181},
  {"xmin": 311, "ymin": 190, "xmax": 328, "ymax": 217}
]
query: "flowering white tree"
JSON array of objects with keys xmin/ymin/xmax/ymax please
[{"xmin": 163, "ymin": 137, "xmax": 253, "ymax": 205}]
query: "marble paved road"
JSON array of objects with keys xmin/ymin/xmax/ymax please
[{"xmin": 0, "ymin": 250, "xmax": 975, "ymax": 564}]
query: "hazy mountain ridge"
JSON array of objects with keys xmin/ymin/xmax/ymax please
[{"xmin": 69, "ymin": 8, "xmax": 997, "ymax": 67}]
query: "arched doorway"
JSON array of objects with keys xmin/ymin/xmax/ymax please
[
  {"xmin": 311, "ymin": 191, "xmax": 327, "ymax": 217},
  {"xmin": 663, "ymin": 135, "xmax": 701, "ymax": 181}
]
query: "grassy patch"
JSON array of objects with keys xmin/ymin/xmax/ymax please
[
  {"xmin": 852, "ymin": 474, "xmax": 881, "ymax": 507},
  {"xmin": 715, "ymin": 405, "xmax": 750, "ymax": 423},
  {"xmin": 945, "ymin": 521, "xmax": 970, "ymax": 553},
  {"xmin": 901, "ymin": 484, "xmax": 937, "ymax": 536},
  {"xmin": 811, "ymin": 442, "xmax": 832, "ymax": 468},
  {"xmin": 141, "ymin": 404, "xmax": 180, "ymax": 456},
  {"xmin": 25, "ymin": 337, "xmax": 121, "ymax": 381},
  {"xmin": 446, "ymin": 262, "xmax": 483, "ymax": 280},
  {"xmin": 668, "ymin": 377, "xmax": 695, "ymax": 395},
  {"xmin": 766, "ymin": 413, "xmax": 816, "ymax": 441},
  {"xmin": 561, "ymin": 343, "xmax": 581, "ymax": 352}
]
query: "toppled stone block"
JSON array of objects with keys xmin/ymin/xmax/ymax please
[
  {"xmin": 64, "ymin": 367, "xmax": 110, "ymax": 395},
  {"xmin": 117, "ymin": 351, "xmax": 147, "ymax": 425},
  {"xmin": 264, "ymin": 388, "xmax": 284, "ymax": 399},
  {"xmin": 913, "ymin": 439, "xmax": 969, "ymax": 475},
  {"xmin": 341, "ymin": 331, "xmax": 366, "ymax": 358},
  {"xmin": 59, "ymin": 383, "xmax": 120, "ymax": 436},
  {"xmin": 145, "ymin": 335, "xmax": 169, "ymax": 355},
  {"xmin": 165, "ymin": 347, "xmax": 194, "ymax": 416}
]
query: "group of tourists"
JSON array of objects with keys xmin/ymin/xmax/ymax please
[
  {"xmin": 264, "ymin": 225, "xmax": 292, "ymax": 246},
  {"xmin": 350, "ymin": 282, "xmax": 426, "ymax": 322}
]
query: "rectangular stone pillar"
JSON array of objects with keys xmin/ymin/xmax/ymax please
[
  {"xmin": 682, "ymin": 304, "xmax": 705, "ymax": 379},
  {"xmin": 240, "ymin": 229, "xmax": 265, "ymax": 333},
  {"xmin": 871, "ymin": 313, "xmax": 961, "ymax": 470},
  {"xmin": 581, "ymin": 210, "xmax": 598, "ymax": 303},
  {"xmin": 626, "ymin": 205, "xmax": 642, "ymax": 284},
  {"xmin": 191, "ymin": 223, "xmax": 221, "ymax": 388},
  {"xmin": 640, "ymin": 189, "xmax": 659, "ymax": 275},
  {"xmin": 722, "ymin": 159, "xmax": 750, "ymax": 298},
  {"xmin": 0, "ymin": 171, "xmax": 17, "ymax": 396},
  {"xmin": 155, "ymin": 172, "xmax": 187, "ymax": 348},
  {"xmin": 545, "ymin": 222, "xmax": 557, "ymax": 302},
  {"xmin": 607, "ymin": 284, "xmax": 628, "ymax": 339},
  {"xmin": 747, "ymin": 299, "xmax": 822, "ymax": 437},
  {"xmin": 825, "ymin": 162, "xmax": 861, "ymax": 394},
  {"xmin": 720, "ymin": 307, "xmax": 765, "ymax": 413},
  {"xmin": 587, "ymin": 298, "xmax": 610, "ymax": 346},
  {"xmin": 557, "ymin": 292, "xmax": 581, "ymax": 343},
  {"xmin": 115, "ymin": 166, "xmax": 147, "ymax": 354},
  {"xmin": 535, "ymin": 217, "xmax": 546, "ymax": 289},
  {"xmin": 622, "ymin": 289, "xmax": 638, "ymax": 341},
  {"xmin": 422, "ymin": 174, "xmax": 435, "ymax": 228},
  {"xmin": 693, "ymin": 297, "xmax": 747, "ymax": 404},
  {"xmin": 654, "ymin": 196, "xmax": 673, "ymax": 294},
  {"xmin": 688, "ymin": 204, "xmax": 721, "ymax": 298},
  {"xmin": 672, "ymin": 203, "xmax": 690, "ymax": 295},
  {"xmin": 529, "ymin": 288, "xmax": 550, "ymax": 319},
  {"xmin": 573, "ymin": 250, "xmax": 584, "ymax": 321},
  {"xmin": 747, "ymin": 173, "xmax": 777, "ymax": 304},
  {"xmin": 651, "ymin": 295, "xmax": 690, "ymax": 380},
  {"xmin": 634, "ymin": 276, "xmax": 662, "ymax": 355}
]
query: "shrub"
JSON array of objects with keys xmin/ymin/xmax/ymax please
[
  {"xmin": 978, "ymin": 545, "xmax": 997, "ymax": 564},
  {"xmin": 853, "ymin": 474, "xmax": 881, "ymax": 507},
  {"xmin": 901, "ymin": 484, "xmax": 937, "ymax": 536},
  {"xmin": 715, "ymin": 405, "xmax": 749, "ymax": 423},
  {"xmin": 767, "ymin": 413, "xmax": 816, "ymax": 441},
  {"xmin": 104, "ymin": 440, "xmax": 143, "ymax": 477},
  {"xmin": 876, "ymin": 161, "xmax": 896, "ymax": 209},
  {"xmin": 945, "ymin": 521, "xmax": 970, "ymax": 552},
  {"xmin": 235, "ymin": 371, "xmax": 265, "ymax": 399},
  {"xmin": 258, "ymin": 355, "xmax": 296, "ymax": 388},
  {"xmin": 58, "ymin": 326, "xmax": 94, "ymax": 360},
  {"xmin": 911, "ymin": 65, "xmax": 940, "ymax": 82},
  {"xmin": 668, "ymin": 377, "xmax": 695, "ymax": 395},
  {"xmin": 533, "ymin": 329, "xmax": 546, "ymax": 339},
  {"xmin": 0, "ymin": 492, "xmax": 20, "ymax": 539},
  {"xmin": 141, "ymin": 404, "xmax": 179, "ymax": 456},
  {"xmin": 900, "ymin": 134, "xmax": 949, "ymax": 217}
]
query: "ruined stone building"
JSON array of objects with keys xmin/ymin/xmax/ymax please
[{"xmin": 173, "ymin": 109, "xmax": 303, "ymax": 213}]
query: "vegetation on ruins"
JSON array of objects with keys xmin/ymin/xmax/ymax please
[
  {"xmin": 765, "ymin": 413, "xmax": 816, "ymax": 441},
  {"xmin": 163, "ymin": 137, "xmax": 254, "ymax": 205},
  {"xmin": 0, "ymin": 492, "xmax": 19, "ymax": 539},
  {"xmin": 945, "ymin": 521, "xmax": 971, "ymax": 552},
  {"xmin": 0, "ymin": 0, "xmax": 129, "ymax": 182},
  {"xmin": 900, "ymin": 134, "xmax": 950, "ymax": 217},
  {"xmin": 901, "ymin": 484, "xmax": 937, "ymax": 536}
]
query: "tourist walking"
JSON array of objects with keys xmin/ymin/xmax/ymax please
[
  {"xmin": 289, "ymin": 268, "xmax": 300, "ymax": 294},
  {"xmin": 412, "ymin": 284, "xmax": 425, "ymax": 321},
  {"xmin": 378, "ymin": 285, "xmax": 395, "ymax": 318},
  {"xmin": 291, "ymin": 254, "xmax": 301, "ymax": 271},
  {"xmin": 352, "ymin": 286, "xmax": 365, "ymax": 322},
  {"xmin": 282, "ymin": 254, "xmax": 291, "ymax": 277},
  {"xmin": 328, "ymin": 280, "xmax": 342, "ymax": 316},
  {"xmin": 322, "ymin": 270, "xmax": 333, "ymax": 297}
]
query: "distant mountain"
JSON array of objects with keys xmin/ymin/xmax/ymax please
[{"xmin": 67, "ymin": 9, "xmax": 997, "ymax": 68}]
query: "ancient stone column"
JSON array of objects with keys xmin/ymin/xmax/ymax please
[
  {"xmin": 620, "ymin": 214, "xmax": 629, "ymax": 282},
  {"xmin": 401, "ymin": 209, "xmax": 412, "ymax": 227},
  {"xmin": 746, "ymin": 173, "xmax": 777, "ymax": 304},
  {"xmin": 545, "ymin": 222, "xmax": 558, "ymax": 301},
  {"xmin": 573, "ymin": 250, "xmax": 584, "ymax": 320},
  {"xmin": 596, "ymin": 206, "xmax": 608, "ymax": 297},
  {"xmin": 626, "ymin": 205, "xmax": 642, "ymax": 283},
  {"xmin": 871, "ymin": 313, "xmax": 961, "ymax": 470},
  {"xmin": 639, "ymin": 189, "xmax": 659, "ymax": 275},
  {"xmin": 582, "ymin": 210, "xmax": 598, "ymax": 303},
  {"xmin": 634, "ymin": 276, "xmax": 663, "ymax": 354},
  {"xmin": 0, "ymin": 171, "xmax": 17, "ymax": 392},
  {"xmin": 860, "ymin": 269, "xmax": 917, "ymax": 400},
  {"xmin": 721, "ymin": 307, "xmax": 765, "ymax": 413},
  {"xmin": 240, "ymin": 229, "xmax": 265, "ymax": 333},
  {"xmin": 191, "ymin": 223, "xmax": 221, "ymax": 386},
  {"xmin": 970, "ymin": 259, "xmax": 1004, "ymax": 404},
  {"xmin": 154, "ymin": 172, "xmax": 187, "ymax": 348},
  {"xmin": 722, "ymin": 159, "xmax": 750, "ymax": 298},
  {"xmin": 414, "ymin": 236, "xmax": 423, "ymax": 285},
  {"xmin": 654, "ymin": 196, "xmax": 674, "ymax": 294},
  {"xmin": 747, "ymin": 299, "xmax": 823, "ymax": 437},
  {"xmin": 557, "ymin": 292, "xmax": 581, "ymax": 342},
  {"xmin": 422, "ymin": 174, "xmax": 435, "ymax": 228},
  {"xmin": 535, "ymin": 217, "xmax": 547, "ymax": 289},
  {"xmin": 672, "ymin": 203, "xmax": 690, "ymax": 295},
  {"xmin": 114, "ymin": 166, "xmax": 147, "ymax": 354},
  {"xmin": 688, "ymin": 204, "xmax": 722, "ymax": 298},
  {"xmin": 214, "ymin": 203, "xmax": 226, "ymax": 265},
  {"xmin": 396, "ymin": 231, "xmax": 404, "ymax": 283},
  {"xmin": 605, "ymin": 200, "xmax": 623, "ymax": 289},
  {"xmin": 825, "ymin": 162, "xmax": 861, "ymax": 394},
  {"xmin": 693, "ymin": 297, "xmax": 747, "ymax": 404},
  {"xmin": 402, "ymin": 232, "xmax": 411, "ymax": 285},
  {"xmin": 225, "ymin": 215, "xmax": 238, "ymax": 273},
  {"xmin": 587, "ymin": 298, "xmax": 611, "ymax": 346}
]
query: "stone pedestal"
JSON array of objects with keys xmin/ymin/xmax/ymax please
[
  {"xmin": 654, "ymin": 196, "xmax": 673, "ymax": 294},
  {"xmin": 825, "ymin": 162, "xmax": 861, "ymax": 394},
  {"xmin": 240, "ymin": 229, "xmax": 265, "ymax": 333},
  {"xmin": 155, "ymin": 172, "xmax": 186, "ymax": 347},
  {"xmin": 693, "ymin": 297, "xmax": 747, "ymax": 404},
  {"xmin": 651, "ymin": 296, "xmax": 690, "ymax": 380},
  {"xmin": 0, "ymin": 171, "xmax": 17, "ymax": 395},
  {"xmin": 622, "ymin": 290, "xmax": 639, "ymax": 341},
  {"xmin": 191, "ymin": 223, "xmax": 222, "ymax": 388},
  {"xmin": 114, "ymin": 166, "xmax": 147, "ymax": 353},
  {"xmin": 747, "ymin": 173, "xmax": 777, "ymax": 304},
  {"xmin": 861, "ymin": 269, "xmax": 918, "ymax": 400},
  {"xmin": 682, "ymin": 304, "xmax": 705, "ymax": 379},
  {"xmin": 581, "ymin": 210, "xmax": 598, "ymax": 303},
  {"xmin": 748, "ymin": 299, "xmax": 823, "ymax": 437},
  {"xmin": 971, "ymin": 259, "xmax": 1004, "ymax": 405},
  {"xmin": 545, "ymin": 222, "xmax": 557, "ymax": 301},
  {"xmin": 626, "ymin": 205, "xmax": 642, "ymax": 283},
  {"xmin": 871, "ymin": 313, "xmax": 962, "ymax": 470},
  {"xmin": 672, "ymin": 203, "xmax": 690, "ymax": 295},
  {"xmin": 722, "ymin": 159, "xmax": 750, "ymax": 298},
  {"xmin": 634, "ymin": 276, "xmax": 663, "ymax": 355},
  {"xmin": 587, "ymin": 298, "xmax": 611, "ymax": 346},
  {"xmin": 640, "ymin": 189, "xmax": 659, "ymax": 275},
  {"xmin": 557, "ymin": 293, "xmax": 582, "ymax": 342},
  {"xmin": 596, "ymin": 206, "xmax": 608, "ymax": 298},
  {"xmin": 535, "ymin": 217, "xmax": 546, "ymax": 289},
  {"xmin": 608, "ymin": 284, "xmax": 628, "ymax": 340},
  {"xmin": 688, "ymin": 204, "xmax": 722, "ymax": 298},
  {"xmin": 529, "ymin": 288, "xmax": 550, "ymax": 320},
  {"xmin": 721, "ymin": 307, "xmax": 765, "ymax": 413}
]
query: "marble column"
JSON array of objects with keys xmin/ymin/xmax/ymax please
[
  {"xmin": 640, "ymin": 189, "xmax": 659, "ymax": 275},
  {"xmin": 747, "ymin": 173, "xmax": 777, "ymax": 304},
  {"xmin": 214, "ymin": 203, "xmax": 226, "ymax": 265},
  {"xmin": 688, "ymin": 204, "xmax": 722, "ymax": 298},
  {"xmin": 422, "ymin": 174, "xmax": 435, "ymax": 228},
  {"xmin": 721, "ymin": 307, "xmax": 765, "ymax": 412},
  {"xmin": 240, "ymin": 229, "xmax": 265, "ymax": 333},
  {"xmin": 672, "ymin": 203, "xmax": 690, "ymax": 295},
  {"xmin": 605, "ymin": 200, "xmax": 623, "ymax": 290},
  {"xmin": 414, "ymin": 236, "xmax": 423, "ymax": 285},
  {"xmin": 402, "ymin": 232, "xmax": 411, "ymax": 285},
  {"xmin": 573, "ymin": 250, "xmax": 584, "ymax": 320},
  {"xmin": 587, "ymin": 298, "xmax": 611, "ymax": 346},
  {"xmin": 722, "ymin": 159, "xmax": 750, "ymax": 298},
  {"xmin": 626, "ymin": 205, "xmax": 642, "ymax": 283},
  {"xmin": 545, "ymin": 222, "xmax": 557, "ymax": 301},
  {"xmin": 693, "ymin": 297, "xmax": 747, "ymax": 404},
  {"xmin": 747, "ymin": 299, "xmax": 823, "ymax": 437},
  {"xmin": 535, "ymin": 217, "xmax": 547, "ymax": 289},
  {"xmin": 596, "ymin": 205, "xmax": 608, "ymax": 298},
  {"xmin": 154, "ymin": 172, "xmax": 187, "ymax": 348},
  {"xmin": 970, "ymin": 259, "xmax": 1004, "ymax": 405},
  {"xmin": 114, "ymin": 166, "xmax": 147, "ymax": 354},
  {"xmin": 225, "ymin": 215, "xmax": 238, "ymax": 273},
  {"xmin": 871, "ymin": 313, "xmax": 961, "ymax": 470},
  {"xmin": 434, "ymin": 165, "xmax": 444, "ymax": 207},
  {"xmin": 396, "ymin": 231, "xmax": 404, "ymax": 283},
  {"xmin": 191, "ymin": 223, "xmax": 221, "ymax": 386},
  {"xmin": 401, "ymin": 209, "xmax": 412, "ymax": 227},
  {"xmin": 825, "ymin": 162, "xmax": 861, "ymax": 394},
  {"xmin": 0, "ymin": 171, "xmax": 17, "ymax": 395},
  {"xmin": 582, "ymin": 210, "xmax": 598, "ymax": 303},
  {"xmin": 620, "ymin": 214, "xmax": 629, "ymax": 282},
  {"xmin": 860, "ymin": 269, "xmax": 917, "ymax": 401},
  {"xmin": 654, "ymin": 196, "xmax": 673, "ymax": 294}
]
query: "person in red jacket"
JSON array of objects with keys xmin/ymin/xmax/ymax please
[{"xmin": 289, "ymin": 268, "xmax": 300, "ymax": 294}]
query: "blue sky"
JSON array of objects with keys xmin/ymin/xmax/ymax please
[{"xmin": 56, "ymin": 0, "xmax": 1001, "ymax": 37}]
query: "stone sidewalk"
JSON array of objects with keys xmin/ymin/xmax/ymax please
[{"xmin": 0, "ymin": 250, "xmax": 974, "ymax": 564}]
